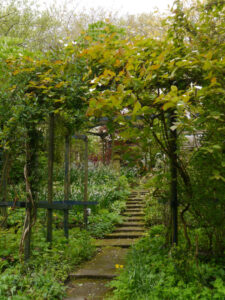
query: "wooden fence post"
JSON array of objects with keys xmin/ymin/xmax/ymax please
[
  {"xmin": 64, "ymin": 134, "xmax": 70, "ymax": 239},
  {"xmin": 47, "ymin": 113, "xmax": 54, "ymax": 244},
  {"xmin": 101, "ymin": 136, "xmax": 105, "ymax": 165},
  {"xmin": 83, "ymin": 138, "xmax": 88, "ymax": 228},
  {"xmin": 0, "ymin": 151, "xmax": 10, "ymax": 228},
  {"xmin": 169, "ymin": 110, "xmax": 178, "ymax": 245}
]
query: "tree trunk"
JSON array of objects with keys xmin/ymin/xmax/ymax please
[{"xmin": 20, "ymin": 126, "xmax": 38, "ymax": 261}]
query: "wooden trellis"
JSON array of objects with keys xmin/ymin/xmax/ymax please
[
  {"xmin": 0, "ymin": 120, "xmax": 97, "ymax": 261},
  {"xmin": 90, "ymin": 114, "xmax": 178, "ymax": 245},
  {"xmin": 0, "ymin": 200, "xmax": 97, "ymax": 261},
  {"xmin": 0, "ymin": 111, "xmax": 179, "ymax": 262}
]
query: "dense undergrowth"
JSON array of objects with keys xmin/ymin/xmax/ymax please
[
  {"xmin": 110, "ymin": 178, "xmax": 225, "ymax": 300},
  {"xmin": 0, "ymin": 165, "xmax": 130, "ymax": 299},
  {"xmin": 110, "ymin": 225, "xmax": 225, "ymax": 300},
  {"xmin": 0, "ymin": 230, "xmax": 94, "ymax": 300}
]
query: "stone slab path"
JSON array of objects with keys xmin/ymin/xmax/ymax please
[
  {"xmin": 65, "ymin": 190, "xmax": 147, "ymax": 300},
  {"xmin": 69, "ymin": 247, "xmax": 127, "ymax": 280}
]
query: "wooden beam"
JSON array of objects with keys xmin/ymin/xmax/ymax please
[{"xmin": 0, "ymin": 201, "xmax": 98, "ymax": 209}]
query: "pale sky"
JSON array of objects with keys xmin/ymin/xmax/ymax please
[
  {"xmin": 42, "ymin": 0, "xmax": 175, "ymax": 15},
  {"xmin": 76, "ymin": 0, "xmax": 174, "ymax": 15}
]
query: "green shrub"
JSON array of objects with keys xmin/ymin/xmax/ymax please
[
  {"xmin": 110, "ymin": 225, "xmax": 225, "ymax": 300},
  {"xmin": 88, "ymin": 209, "xmax": 123, "ymax": 238},
  {"xmin": 0, "ymin": 228, "xmax": 95, "ymax": 299}
]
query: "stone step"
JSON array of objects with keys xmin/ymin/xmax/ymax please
[
  {"xmin": 114, "ymin": 227, "xmax": 145, "ymax": 232},
  {"xmin": 123, "ymin": 216, "xmax": 144, "ymax": 222},
  {"xmin": 126, "ymin": 206, "xmax": 143, "ymax": 211},
  {"xmin": 127, "ymin": 198, "xmax": 143, "ymax": 203},
  {"xmin": 126, "ymin": 204, "xmax": 145, "ymax": 208},
  {"xmin": 124, "ymin": 210, "xmax": 144, "ymax": 214},
  {"xmin": 65, "ymin": 190, "xmax": 147, "ymax": 300},
  {"xmin": 120, "ymin": 222, "xmax": 145, "ymax": 226},
  {"xmin": 105, "ymin": 232, "xmax": 145, "ymax": 239},
  {"xmin": 126, "ymin": 207, "xmax": 143, "ymax": 210},
  {"xmin": 125, "ymin": 209, "xmax": 143, "ymax": 212},
  {"xmin": 94, "ymin": 238, "xmax": 138, "ymax": 248},
  {"xmin": 69, "ymin": 247, "xmax": 127, "ymax": 280},
  {"xmin": 70, "ymin": 273, "xmax": 116, "ymax": 280},
  {"xmin": 126, "ymin": 206, "xmax": 143, "ymax": 209},
  {"xmin": 127, "ymin": 200, "xmax": 143, "ymax": 203},
  {"xmin": 126, "ymin": 201, "xmax": 143, "ymax": 205},
  {"xmin": 65, "ymin": 279, "xmax": 112, "ymax": 300},
  {"xmin": 122, "ymin": 212, "xmax": 145, "ymax": 217},
  {"xmin": 125, "ymin": 206, "xmax": 144, "ymax": 210},
  {"xmin": 126, "ymin": 205, "xmax": 143, "ymax": 208}
]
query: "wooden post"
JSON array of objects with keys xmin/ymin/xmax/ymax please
[
  {"xmin": 111, "ymin": 133, "xmax": 115, "ymax": 162},
  {"xmin": 169, "ymin": 110, "xmax": 178, "ymax": 245},
  {"xmin": 0, "ymin": 151, "xmax": 10, "ymax": 228},
  {"xmin": 64, "ymin": 134, "xmax": 70, "ymax": 239},
  {"xmin": 101, "ymin": 136, "xmax": 105, "ymax": 165},
  {"xmin": 47, "ymin": 113, "xmax": 54, "ymax": 244},
  {"xmin": 83, "ymin": 138, "xmax": 88, "ymax": 228}
]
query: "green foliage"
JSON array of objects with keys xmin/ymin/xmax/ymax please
[
  {"xmin": 0, "ymin": 0, "xmax": 61, "ymax": 51},
  {"xmin": 78, "ymin": 21, "xmax": 125, "ymax": 47},
  {"xmin": 121, "ymin": 167, "xmax": 138, "ymax": 181},
  {"xmin": 83, "ymin": 0, "xmax": 225, "ymax": 255},
  {"xmin": 51, "ymin": 165, "xmax": 129, "ymax": 236},
  {"xmin": 51, "ymin": 165, "xmax": 129, "ymax": 209},
  {"xmin": 143, "ymin": 169, "xmax": 170, "ymax": 223},
  {"xmin": 0, "ymin": 165, "xmax": 129, "ymax": 298},
  {"xmin": 110, "ymin": 225, "xmax": 225, "ymax": 300},
  {"xmin": 1, "ymin": 1, "xmax": 225, "ymax": 299},
  {"xmin": 88, "ymin": 209, "xmax": 123, "ymax": 238},
  {"xmin": 0, "ymin": 227, "xmax": 95, "ymax": 299}
]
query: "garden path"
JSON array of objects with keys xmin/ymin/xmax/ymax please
[{"xmin": 65, "ymin": 190, "xmax": 148, "ymax": 300}]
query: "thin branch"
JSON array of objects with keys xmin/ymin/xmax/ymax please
[{"xmin": 0, "ymin": 12, "xmax": 16, "ymax": 20}]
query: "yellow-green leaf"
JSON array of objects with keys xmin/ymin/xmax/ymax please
[
  {"xmin": 133, "ymin": 101, "xmax": 141, "ymax": 114},
  {"xmin": 150, "ymin": 64, "xmax": 160, "ymax": 70},
  {"xmin": 162, "ymin": 102, "xmax": 175, "ymax": 111}
]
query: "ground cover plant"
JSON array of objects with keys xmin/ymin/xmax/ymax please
[
  {"xmin": 0, "ymin": 229, "xmax": 94, "ymax": 300},
  {"xmin": 51, "ymin": 165, "xmax": 129, "ymax": 237},
  {"xmin": 0, "ymin": 165, "xmax": 129, "ymax": 299},
  {"xmin": 110, "ymin": 225, "xmax": 225, "ymax": 300},
  {"xmin": 110, "ymin": 161, "xmax": 225, "ymax": 299}
]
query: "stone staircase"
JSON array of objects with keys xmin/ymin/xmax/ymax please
[
  {"xmin": 65, "ymin": 190, "xmax": 147, "ymax": 300},
  {"xmin": 94, "ymin": 191, "xmax": 145, "ymax": 248}
]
